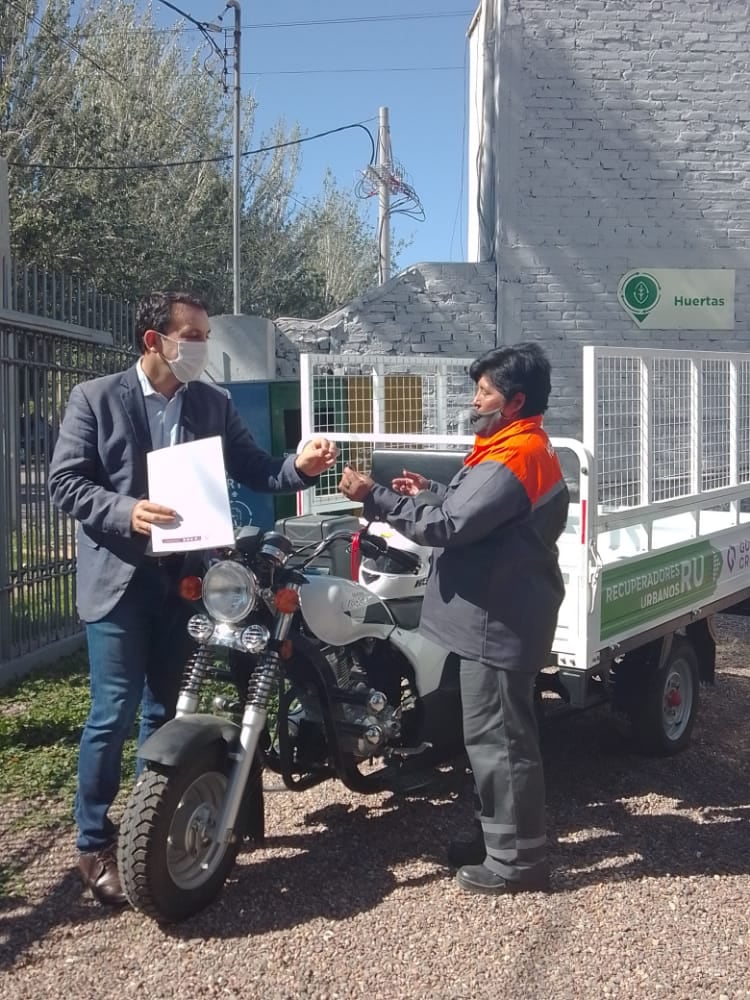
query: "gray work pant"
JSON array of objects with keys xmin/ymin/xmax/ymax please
[{"xmin": 459, "ymin": 658, "xmax": 547, "ymax": 881}]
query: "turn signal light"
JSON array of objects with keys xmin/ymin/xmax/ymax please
[
  {"xmin": 179, "ymin": 576, "xmax": 203, "ymax": 601},
  {"xmin": 273, "ymin": 588, "xmax": 300, "ymax": 614}
]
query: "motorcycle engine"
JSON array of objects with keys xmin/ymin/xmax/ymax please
[
  {"xmin": 276, "ymin": 640, "xmax": 415, "ymax": 772},
  {"xmin": 325, "ymin": 643, "xmax": 403, "ymax": 760}
]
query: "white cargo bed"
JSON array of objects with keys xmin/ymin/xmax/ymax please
[
  {"xmin": 553, "ymin": 346, "xmax": 750, "ymax": 676},
  {"xmin": 298, "ymin": 346, "xmax": 750, "ymax": 677}
]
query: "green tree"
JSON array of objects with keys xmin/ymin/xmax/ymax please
[
  {"xmin": 0, "ymin": 0, "xmax": 380, "ymax": 318},
  {"xmin": 294, "ymin": 171, "xmax": 379, "ymax": 316}
]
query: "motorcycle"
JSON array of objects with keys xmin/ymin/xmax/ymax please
[{"xmin": 117, "ymin": 525, "xmax": 465, "ymax": 923}]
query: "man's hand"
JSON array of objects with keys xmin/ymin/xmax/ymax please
[
  {"xmin": 295, "ymin": 437, "xmax": 339, "ymax": 477},
  {"xmin": 339, "ymin": 465, "xmax": 375, "ymax": 502},
  {"xmin": 131, "ymin": 499, "xmax": 178, "ymax": 536},
  {"xmin": 391, "ymin": 469, "xmax": 429, "ymax": 497}
]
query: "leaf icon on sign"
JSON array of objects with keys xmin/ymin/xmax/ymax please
[{"xmin": 619, "ymin": 271, "xmax": 661, "ymax": 324}]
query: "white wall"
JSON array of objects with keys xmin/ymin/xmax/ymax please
[
  {"xmin": 470, "ymin": 0, "xmax": 750, "ymax": 437},
  {"xmin": 467, "ymin": 6, "xmax": 485, "ymax": 263}
]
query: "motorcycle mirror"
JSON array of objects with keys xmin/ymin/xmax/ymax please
[
  {"xmin": 258, "ymin": 531, "xmax": 293, "ymax": 567},
  {"xmin": 235, "ymin": 525, "xmax": 262, "ymax": 555}
]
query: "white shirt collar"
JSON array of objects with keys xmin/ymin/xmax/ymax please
[{"xmin": 136, "ymin": 358, "xmax": 186, "ymax": 401}]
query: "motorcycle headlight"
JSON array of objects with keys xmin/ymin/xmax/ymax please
[{"xmin": 202, "ymin": 561, "xmax": 258, "ymax": 623}]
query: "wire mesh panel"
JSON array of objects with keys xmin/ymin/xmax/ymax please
[
  {"xmin": 593, "ymin": 354, "xmax": 643, "ymax": 506},
  {"xmin": 583, "ymin": 346, "xmax": 750, "ymax": 512},
  {"xmin": 651, "ymin": 357, "xmax": 692, "ymax": 502},
  {"xmin": 301, "ymin": 354, "xmax": 475, "ymax": 512},
  {"xmin": 738, "ymin": 360, "xmax": 750, "ymax": 485},
  {"xmin": 701, "ymin": 358, "xmax": 731, "ymax": 492}
]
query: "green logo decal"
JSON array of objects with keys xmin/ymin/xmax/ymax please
[
  {"xmin": 600, "ymin": 541, "xmax": 722, "ymax": 641},
  {"xmin": 618, "ymin": 271, "xmax": 661, "ymax": 323}
]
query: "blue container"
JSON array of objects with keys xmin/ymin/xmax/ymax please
[{"xmin": 221, "ymin": 381, "xmax": 301, "ymax": 530}]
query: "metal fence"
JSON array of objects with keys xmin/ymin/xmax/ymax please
[
  {"xmin": 0, "ymin": 255, "xmax": 136, "ymax": 679},
  {"xmin": 299, "ymin": 353, "xmax": 476, "ymax": 514},
  {"xmin": 583, "ymin": 345, "xmax": 750, "ymax": 510}
]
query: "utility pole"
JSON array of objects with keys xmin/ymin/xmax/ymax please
[
  {"xmin": 226, "ymin": 0, "xmax": 242, "ymax": 314},
  {"xmin": 377, "ymin": 106, "xmax": 391, "ymax": 285}
]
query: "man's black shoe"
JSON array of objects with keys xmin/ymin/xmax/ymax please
[
  {"xmin": 447, "ymin": 834, "xmax": 486, "ymax": 868},
  {"xmin": 456, "ymin": 862, "xmax": 550, "ymax": 895}
]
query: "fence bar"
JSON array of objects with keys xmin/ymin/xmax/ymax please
[{"xmin": 0, "ymin": 262, "xmax": 136, "ymax": 677}]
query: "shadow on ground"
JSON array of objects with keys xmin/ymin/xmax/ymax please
[{"xmin": 1, "ymin": 650, "xmax": 748, "ymax": 953}]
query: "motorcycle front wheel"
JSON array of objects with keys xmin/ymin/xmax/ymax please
[{"xmin": 118, "ymin": 745, "xmax": 240, "ymax": 922}]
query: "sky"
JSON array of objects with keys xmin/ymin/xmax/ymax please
[{"xmin": 174, "ymin": 1, "xmax": 476, "ymax": 268}]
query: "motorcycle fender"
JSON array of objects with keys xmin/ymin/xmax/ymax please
[{"xmin": 138, "ymin": 713, "xmax": 240, "ymax": 768}]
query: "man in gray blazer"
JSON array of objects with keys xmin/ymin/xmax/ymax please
[{"xmin": 49, "ymin": 290, "xmax": 337, "ymax": 906}]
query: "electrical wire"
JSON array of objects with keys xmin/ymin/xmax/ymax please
[
  {"xmin": 157, "ymin": 0, "xmax": 217, "ymax": 36},
  {"xmin": 156, "ymin": 0, "xmax": 225, "ymax": 75},
  {"xmin": 239, "ymin": 11, "xmax": 475, "ymax": 29},
  {"xmin": 356, "ymin": 161, "xmax": 425, "ymax": 222},
  {"xmin": 75, "ymin": 11, "xmax": 476, "ymax": 36},
  {"xmin": 243, "ymin": 65, "xmax": 464, "ymax": 77},
  {"xmin": 5, "ymin": 0, "xmax": 211, "ymax": 149},
  {"xmin": 8, "ymin": 120, "xmax": 377, "ymax": 171}
]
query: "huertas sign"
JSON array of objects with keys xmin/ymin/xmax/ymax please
[{"xmin": 618, "ymin": 269, "xmax": 735, "ymax": 329}]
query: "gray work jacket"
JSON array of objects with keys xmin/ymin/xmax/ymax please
[{"xmin": 363, "ymin": 418, "xmax": 569, "ymax": 671}]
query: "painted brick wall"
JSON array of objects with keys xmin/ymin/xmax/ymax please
[
  {"xmin": 274, "ymin": 262, "xmax": 496, "ymax": 377},
  {"xmin": 496, "ymin": 0, "xmax": 750, "ymax": 438}
]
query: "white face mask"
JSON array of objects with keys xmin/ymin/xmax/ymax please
[
  {"xmin": 469, "ymin": 406, "xmax": 507, "ymax": 438},
  {"xmin": 156, "ymin": 333, "xmax": 208, "ymax": 383}
]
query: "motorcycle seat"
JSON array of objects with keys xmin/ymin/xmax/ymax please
[{"xmin": 370, "ymin": 449, "xmax": 466, "ymax": 489}]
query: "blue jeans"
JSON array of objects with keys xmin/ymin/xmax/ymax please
[{"xmin": 76, "ymin": 562, "xmax": 195, "ymax": 852}]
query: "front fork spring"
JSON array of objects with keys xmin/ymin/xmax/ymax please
[
  {"xmin": 246, "ymin": 652, "xmax": 281, "ymax": 711},
  {"xmin": 179, "ymin": 644, "xmax": 212, "ymax": 697}
]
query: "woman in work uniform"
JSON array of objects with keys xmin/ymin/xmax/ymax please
[{"xmin": 339, "ymin": 342, "xmax": 569, "ymax": 895}]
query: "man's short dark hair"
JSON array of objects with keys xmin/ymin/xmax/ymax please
[
  {"xmin": 469, "ymin": 342, "xmax": 552, "ymax": 417},
  {"xmin": 134, "ymin": 291, "xmax": 208, "ymax": 353}
]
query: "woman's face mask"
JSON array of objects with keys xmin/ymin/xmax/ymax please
[
  {"xmin": 469, "ymin": 406, "xmax": 507, "ymax": 438},
  {"xmin": 156, "ymin": 333, "xmax": 208, "ymax": 383}
]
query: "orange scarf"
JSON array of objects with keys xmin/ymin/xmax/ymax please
[{"xmin": 464, "ymin": 416, "xmax": 545, "ymax": 467}]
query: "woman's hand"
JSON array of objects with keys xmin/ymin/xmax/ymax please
[
  {"xmin": 391, "ymin": 469, "xmax": 429, "ymax": 497},
  {"xmin": 339, "ymin": 465, "xmax": 375, "ymax": 501}
]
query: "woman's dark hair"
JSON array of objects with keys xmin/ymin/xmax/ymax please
[
  {"xmin": 134, "ymin": 290, "xmax": 208, "ymax": 352},
  {"xmin": 469, "ymin": 342, "xmax": 552, "ymax": 417}
]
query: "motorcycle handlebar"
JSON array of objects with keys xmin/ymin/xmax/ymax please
[{"xmin": 299, "ymin": 528, "xmax": 422, "ymax": 575}]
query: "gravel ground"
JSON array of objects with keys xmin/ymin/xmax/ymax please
[{"xmin": 1, "ymin": 617, "xmax": 749, "ymax": 1000}]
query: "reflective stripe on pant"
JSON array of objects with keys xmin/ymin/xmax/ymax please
[{"xmin": 459, "ymin": 658, "xmax": 547, "ymax": 881}]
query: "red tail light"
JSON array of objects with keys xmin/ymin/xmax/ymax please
[{"xmin": 350, "ymin": 533, "xmax": 361, "ymax": 581}]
